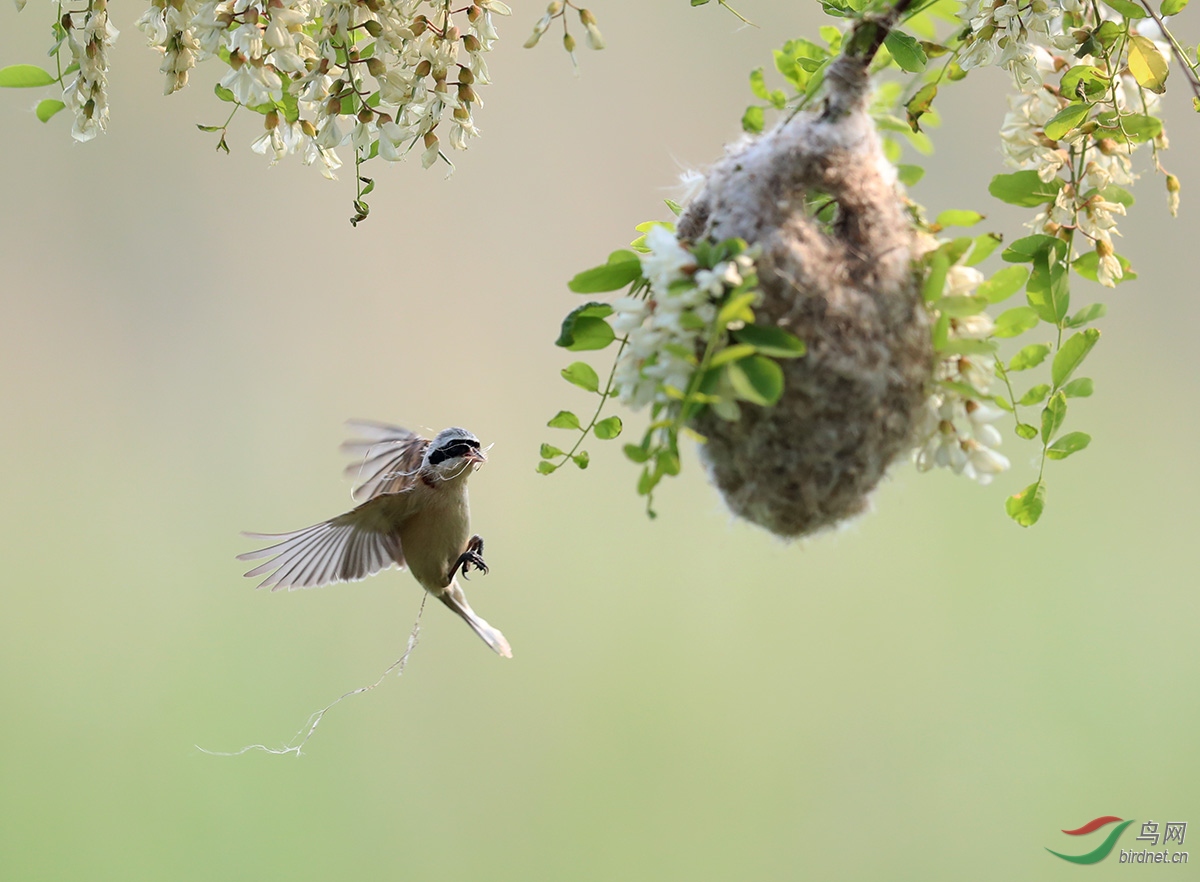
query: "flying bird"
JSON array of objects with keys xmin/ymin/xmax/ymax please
[{"xmin": 238, "ymin": 421, "xmax": 511, "ymax": 658}]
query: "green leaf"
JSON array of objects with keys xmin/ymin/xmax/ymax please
[
  {"xmin": 963, "ymin": 233, "xmax": 1004, "ymax": 266},
  {"xmin": 749, "ymin": 67, "xmax": 770, "ymax": 100},
  {"xmin": 732, "ymin": 323, "xmax": 806, "ymax": 357},
  {"xmin": 1006, "ymin": 481, "xmax": 1046, "ymax": 527},
  {"xmin": 1060, "ymin": 65, "xmax": 1109, "ymax": 101},
  {"xmin": 933, "ymin": 295, "xmax": 988, "ymax": 317},
  {"xmin": 1128, "ymin": 35, "xmax": 1169, "ymax": 93},
  {"xmin": 656, "ymin": 449, "xmax": 682, "ymax": 476},
  {"xmin": 978, "ymin": 266, "xmax": 1030, "ymax": 303},
  {"xmin": 1063, "ymin": 377, "xmax": 1094, "ymax": 398},
  {"xmin": 1073, "ymin": 251, "xmax": 1136, "ymax": 284},
  {"xmin": 1016, "ymin": 423, "xmax": 1040, "ymax": 440},
  {"xmin": 988, "ymin": 171, "xmax": 1063, "ymax": 208},
  {"xmin": 1101, "ymin": 0, "xmax": 1147, "ymax": 15},
  {"xmin": 922, "ymin": 250, "xmax": 950, "ymax": 303},
  {"xmin": 561, "ymin": 361, "xmax": 600, "ymax": 392},
  {"xmin": 742, "ymin": 105, "xmax": 765, "ymax": 134},
  {"xmin": 1044, "ymin": 102, "xmax": 1091, "ymax": 141},
  {"xmin": 536, "ymin": 461, "xmax": 557, "ymax": 474},
  {"xmin": 555, "ymin": 301, "xmax": 616, "ymax": 351},
  {"xmin": 624, "ymin": 443, "xmax": 651, "ymax": 463},
  {"xmin": 568, "ymin": 250, "xmax": 643, "ymax": 293},
  {"xmin": 1041, "ymin": 390, "xmax": 1068, "ymax": 443},
  {"xmin": 709, "ymin": 343, "xmax": 758, "ymax": 369},
  {"xmin": 594, "ymin": 416, "xmax": 623, "ymax": 440},
  {"xmin": 1026, "ymin": 251, "xmax": 1070, "ymax": 324},
  {"xmin": 884, "ymin": 30, "xmax": 928, "ymax": 72},
  {"xmin": 718, "ymin": 291, "xmax": 758, "ymax": 325},
  {"xmin": 727, "ymin": 355, "xmax": 784, "ymax": 406},
  {"xmin": 1051, "ymin": 328, "xmax": 1100, "ymax": 389},
  {"xmin": 665, "ymin": 199, "xmax": 684, "ymax": 216},
  {"xmin": 1162, "ymin": 0, "xmax": 1189, "ymax": 13},
  {"xmin": 905, "ymin": 83, "xmax": 937, "ymax": 132},
  {"xmin": 547, "ymin": 410, "xmax": 582, "ymax": 430},
  {"xmin": 1002, "ymin": 235, "xmax": 1066, "ymax": 264},
  {"xmin": 540, "ymin": 443, "xmax": 564, "ymax": 459},
  {"xmin": 573, "ymin": 451, "xmax": 590, "ymax": 469},
  {"xmin": 35, "ymin": 98, "xmax": 65, "ymax": 122},
  {"xmin": 1047, "ymin": 431, "xmax": 1091, "ymax": 460},
  {"xmin": 936, "ymin": 209, "xmax": 985, "ymax": 228},
  {"xmin": 1097, "ymin": 113, "xmax": 1162, "ymax": 143},
  {"xmin": 896, "ymin": 164, "xmax": 925, "ymax": 187},
  {"xmin": 0, "ymin": 64, "xmax": 56, "ymax": 88},
  {"xmin": 1019, "ymin": 384, "xmax": 1051, "ymax": 406},
  {"xmin": 214, "ymin": 83, "xmax": 236, "ymax": 103},
  {"xmin": 1064, "ymin": 302, "xmax": 1107, "ymax": 328},
  {"xmin": 1009, "ymin": 343, "xmax": 1051, "ymax": 371},
  {"xmin": 994, "ymin": 306, "xmax": 1040, "ymax": 338}
]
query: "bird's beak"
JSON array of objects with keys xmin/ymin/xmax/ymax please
[{"xmin": 466, "ymin": 447, "xmax": 487, "ymax": 465}]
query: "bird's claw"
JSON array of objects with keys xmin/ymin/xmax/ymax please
[{"xmin": 452, "ymin": 535, "xmax": 488, "ymax": 581}]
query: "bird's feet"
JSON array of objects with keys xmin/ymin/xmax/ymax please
[{"xmin": 451, "ymin": 534, "xmax": 488, "ymax": 581}]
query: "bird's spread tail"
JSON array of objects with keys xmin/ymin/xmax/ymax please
[{"xmin": 436, "ymin": 580, "xmax": 512, "ymax": 658}]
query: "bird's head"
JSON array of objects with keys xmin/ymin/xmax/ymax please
[{"xmin": 422, "ymin": 427, "xmax": 487, "ymax": 482}]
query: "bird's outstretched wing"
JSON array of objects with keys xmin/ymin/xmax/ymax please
[
  {"xmin": 238, "ymin": 495, "xmax": 410, "ymax": 591},
  {"xmin": 339, "ymin": 420, "xmax": 430, "ymax": 501}
]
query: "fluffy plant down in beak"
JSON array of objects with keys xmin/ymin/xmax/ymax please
[{"xmin": 677, "ymin": 54, "xmax": 932, "ymax": 538}]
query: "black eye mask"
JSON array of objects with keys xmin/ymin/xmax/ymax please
[{"xmin": 427, "ymin": 439, "xmax": 480, "ymax": 466}]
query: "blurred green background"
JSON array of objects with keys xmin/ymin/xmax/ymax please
[{"xmin": 1, "ymin": 3, "xmax": 1197, "ymax": 880}]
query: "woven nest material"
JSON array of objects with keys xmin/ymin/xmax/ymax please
[{"xmin": 678, "ymin": 57, "xmax": 933, "ymax": 538}]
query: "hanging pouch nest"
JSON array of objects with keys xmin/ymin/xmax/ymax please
[{"xmin": 677, "ymin": 56, "xmax": 933, "ymax": 537}]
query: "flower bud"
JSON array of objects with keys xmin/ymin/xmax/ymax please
[
  {"xmin": 458, "ymin": 66, "xmax": 475, "ymax": 84},
  {"xmin": 563, "ymin": 32, "xmax": 576, "ymax": 52},
  {"xmin": 265, "ymin": 109, "xmax": 279, "ymax": 128},
  {"xmin": 547, "ymin": 1, "xmax": 562, "ymax": 12},
  {"xmin": 463, "ymin": 33, "xmax": 482, "ymax": 52},
  {"xmin": 364, "ymin": 20, "xmax": 383, "ymax": 37},
  {"xmin": 423, "ymin": 131, "xmax": 438, "ymax": 149},
  {"xmin": 415, "ymin": 59, "xmax": 432, "ymax": 77},
  {"xmin": 585, "ymin": 22, "xmax": 604, "ymax": 50},
  {"xmin": 366, "ymin": 56, "xmax": 386, "ymax": 77},
  {"xmin": 579, "ymin": 7, "xmax": 596, "ymax": 25},
  {"xmin": 445, "ymin": 25, "xmax": 460, "ymax": 42},
  {"xmin": 411, "ymin": 15, "xmax": 427, "ymax": 36},
  {"xmin": 1167, "ymin": 173, "xmax": 1181, "ymax": 217},
  {"xmin": 326, "ymin": 95, "xmax": 342, "ymax": 115},
  {"xmin": 358, "ymin": 106, "xmax": 373, "ymax": 123}
]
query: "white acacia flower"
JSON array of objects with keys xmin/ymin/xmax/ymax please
[{"xmin": 641, "ymin": 225, "xmax": 694, "ymax": 291}]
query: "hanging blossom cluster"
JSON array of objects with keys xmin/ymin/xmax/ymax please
[
  {"xmin": 913, "ymin": 261, "xmax": 1012, "ymax": 485},
  {"xmin": 960, "ymin": 1, "xmax": 1174, "ymax": 287},
  {"xmin": 61, "ymin": 0, "xmax": 120, "ymax": 142},
  {"xmin": 134, "ymin": 0, "xmax": 511, "ymax": 177},
  {"xmin": 611, "ymin": 225, "xmax": 755, "ymax": 418}
]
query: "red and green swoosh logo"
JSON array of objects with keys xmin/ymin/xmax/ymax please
[{"xmin": 1046, "ymin": 816, "xmax": 1135, "ymax": 864}]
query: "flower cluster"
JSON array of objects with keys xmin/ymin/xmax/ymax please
[
  {"xmin": 63, "ymin": 0, "xmax": 120, "ymax": 142},
  {"xmin": 959, "ymin": 0, "xmax": 1080, "ymax": 86},
  {"xmin": 611, "ymin": 225, "xmax": 753, "ymax": 417},
  {"xmin": 523, "ymin": 1, "xmax": 605, "ymax": 61},
  {"xmin": 913, "ymin": 261, "xmax": 1011, "ymax": 485},
  {"xmin": 134, "ymin": 0, "xmax": 511, "ymax": 177},
  {"xmin": 961, "ymin": 2, "xmax": 1176, "ymax": 286}
]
